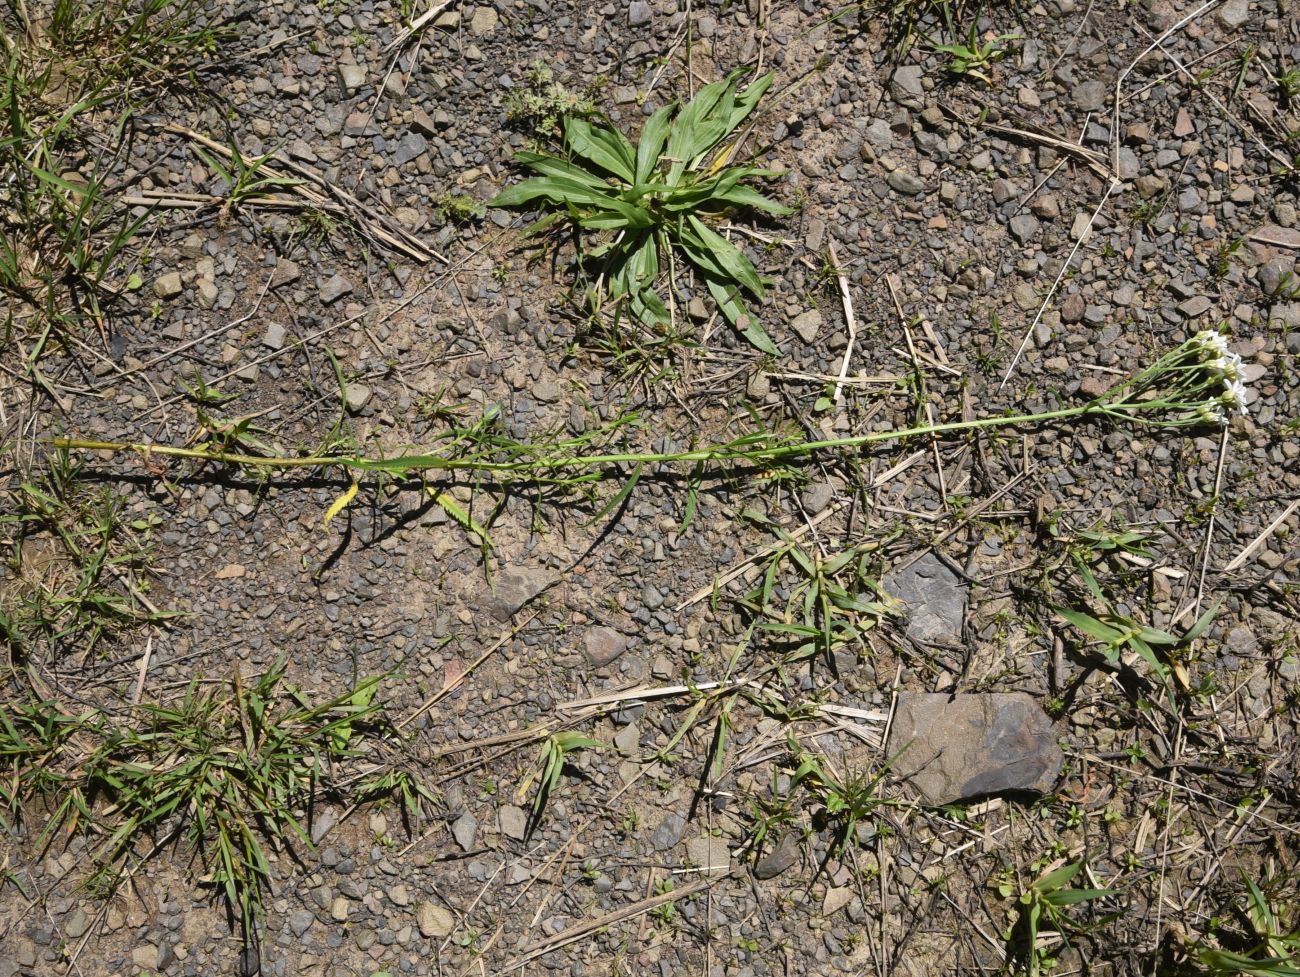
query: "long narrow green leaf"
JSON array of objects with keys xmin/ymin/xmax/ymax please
[
  {"xmin": 489, "ymin": 175, "xmax": 622, "ymax": 210},
  {"xmin": 1055, "ymin": 607, "xmax": 1126, "ymax": 645},
  {"xmin": 581, "ymin": 463, "xmax": 642, "ymax": 527},
  {"xmin": 664, "ymin": 73, "xmax": 736, "ymax": 183},
  {"xmin": 680, "ymin": 215, "xmax": 765, "ymax": 295},
  {"xmin": 703, "ymin": 275, "xmax": 777, "ymax": 354},
  {"xmin": 578, "ymin": 206, "xmax": 653, "ymax": 230},
  {"xmin": 564, "ymin": 117, "xmax": 634, "ymax": 182},
  {"xmin": 514, "ymin": 150, "xmax": 612, "ymax": 188},
  {"xmin": 635, "ymin": 103, "xmax": 675, "ymax": 184},
  {"xmin": 727, "ymin": 70, "xmax": 776, "ymax": 131},
  {"xmin": 712, "ymin": 184, "xmax": 796, "ymax": 215}
]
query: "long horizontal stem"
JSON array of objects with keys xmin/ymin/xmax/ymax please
[{"xmin": 51, "ymin": 402, "xmax": 1106, "ymax": 477}]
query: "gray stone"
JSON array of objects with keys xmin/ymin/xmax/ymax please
[
  {"xmin": 613, "ymin": 722, "xmax": 639, "ymax": 754},
  {"xmin": 289, "ymin": 910, "xmax": 314, "ymax": 937},
  {"xmin": 1217, "ymin": 0, "xmax": 1249, "ymax": 27},
  {"xmin": 884, "ymin": 553, "xmax": 966, "ymax": 646},
  {"xmin": 686, "ymin": 836, "xmax": 731, "ymax": 878},
  {"xmin": 990, "ymin": 178, "xmax": 1017, "ymax": 205},
  {"xmin": 1012, "ymin": 282, "xmax": 1038, "ymax": 311},
  {"xmin": 1135, "ymin": 174, "xmax": 1167, "ymax": 199},
  {"xmin": 339, "ymin": 63, "xmax": 366, "ymax": 93},
  {"xmin": 412, "ymin": 107, "xmax": 440, "ymax": 136},
  {"xmin": 1278, "ymin": 303, "xmax": 1300, "ymax": 330},
  {"xmin": 533, "ymin": 379, "xmax": 561, "ymax": 403},
  {"xmin": 886, "ymin": 168, "xmax": 925, "ymax": 195},
  {"xmin": 1226, "ymin": 625, "xmax": 1257, "ymax": 656},
  {"xmin": 392, "ymin": 132, "xmax": 428, "ymax": 165},
  {"xmin": 499, "ymin": 804, "xmax": 528, "ymax": 840},
  {"xmin": 197, "ymin": 279, "xmax": 218, "ymax": 309},
  {"xmin": 1060, "ymin": 292, "xmax": 1085, "ymax": 324},
  {"xmin": 271, "ymin": 258, "xmax": 300, "ymax": 288},
  {"xmin": 790, "ymin": 309, "xmax": 823, "ymax": 343},
  {"xmin": 153, "ymin": 272, "xmax": 183, "ymax": 299},
  {"xmin": 262, "ymin": 322, "xmax": 287, "ymax": 350},
  {"xmin": 753, "ymin": 832, "xmax": 799, "ymax": 879},
  {"xmin": 1008, "ymin": 213, "xmax": 1040, "ymax": 244},
  {"xmin": 1178, "ymin": 296, "xmax": 1213, "ymax": 318},
  {"xmin": 885, "ymin": 692, "xmax": 1063, "ymax": 805},
  {"xmin": 1116, "ymin": 147, "xmax": 1140, "ymax": 180},
  {"xmin": 319, "ymin": 273, "xmax": 353, "ymax": 304},
  {"xmin": 1072, "ymin": 80, "xmax": 1107, "ymax": 112},
  {"xmin": 64, "ymin": 907, "xmax": 90, "ymax": 939},
  {"xmin": 1258, "ymin": 256, "xmax": 1296, "ymax": 297},
  {"xmin": 804, "ymin": 218, "xmax": 826, "ymax": 251},
  {"xmin": 864, "ymin": 119, "xmax": 893, "ymax": 150},
  {"xmin": 628, "ymin": 1, "xmax": 652, "ymax": 25},
  {"xmin": 890, "ymin": 66, "xmax": 925, "ymax": 108},
  {"xmin": 483, "ymin": 566, "xmax": 558, "ymax": 621},
  {"xmin": 418, "ymin": 902, "xmax": 454, "ymax": 938},
  {"xmin": 132, "ymin": 945, "xmax": 160, "ymax": 970},
  {"xmin": 823, "ymin": 886, "xmax": 855, "ymax": 914},
  {"xmin": 344, "ymin": 383, "xmax": 372, "ymax": 412},
  {"xmin": 585, "ymin": 626, "xmax": 628, "ymax": 666},
  {"xmin": 344, "ymin": 111, "xmax": 378, "ymax": 136},
  {"xmin": 650, "ymin": 812, "xmax": 686, "ymax": 851},
  {"xmin": 452, "ymin": 811, "xmax": 477, "ymax": 851},
  {"xmin": 387, "ymin": 884, "xmax": 410, "ymax": 907},
  {"xmin": 469, "ymin": 5, "xmax": 498, "ymax": 33},
  {"xmin": 686, "ymin": 296, "xmax": 709, "ymax": 321},
  {"xmin": 802, "ymin": 481, "xmax": 835, "ymax": 515},
  {"xmin": 238, "ymin": 947, "xmax": 260, "ymax": 977},
  {"xmin": 310, "ymin": 807, "xmax": 338, "ymax": 844}
]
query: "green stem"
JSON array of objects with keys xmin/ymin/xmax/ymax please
[{"xmin": 51, "ymin": 401, "xmax": 1106, "ymax": 477}]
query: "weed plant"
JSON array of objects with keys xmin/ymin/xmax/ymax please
[
  {"xmin": 0, "ymin": 0, "xmax": 226, "ymax": 349},
  {"xmin": 999, "ymin": 859, "xmax": 1118, "ymax": 977},
  {"xmin": 0, "ymin": 449, "xmax": 168, "ymax": 662},
  {"xmin": 491, "ymin": 68, "xmax": 793, "ymax": 354},
  {"xmin": 1200, "ymin": 872, "xmax": 1300, "ymax": 976},
  {"xmin": 503, "ymin": 59, "xmax": 598, "ymax": 143},
  {"xmin": 788, "ymin": 742, "xmax": 900, "ymax": 857},
  {"xmin": 737, "ymin": 508, "xmax": 897, "ymax": 671},
  {"xmin": 0, "ymin": 658, "xmax": 427, "ymax": 943},
  {"xmin": 933, "ymin": 24, "xmax": 1020, "ymax": 84}
]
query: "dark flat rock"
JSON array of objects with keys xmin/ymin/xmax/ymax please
[
  {"xmin": 481, "ymin": 567, "xmax": 558, "ymax": 622},
  {"xmin": 753, "ymin": 832, "xmax": 800, "ymax": 879},
  {"xmin": 884, "ymin": 553, "xmax": 966, "ymax": 645},
  {"xmin": 886, "ymin": 692, "xmax": 1063, "ymax": 805}
]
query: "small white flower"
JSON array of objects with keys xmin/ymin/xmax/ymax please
[
  {"xmin": 1210, "ymin": 352, "xmax": 1244, "ymax": 382},
  {"xmin": 1196, "ymin": 403, "xmax": 1227, "ymax": 426},
  {"xmin": 1223, "ymin": 379, "xmax": 1250, "ymax": 416},
  {"xmin": 1195, "ymin": 330, "xmax": 1230, "ymax": 357}
]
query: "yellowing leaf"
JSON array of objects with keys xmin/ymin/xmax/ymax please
[
  {"xmin": 323, "ymin": 481, "xmax": 359, "ymax": 527},
  {"xmin": 430, "ymin": 490, "xmax": 494, "ymax": 551}
]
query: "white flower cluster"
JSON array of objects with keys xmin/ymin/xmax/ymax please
[{"xmin": 1193, "ymin": 330, "xmax": 1249, "ymax": 422}]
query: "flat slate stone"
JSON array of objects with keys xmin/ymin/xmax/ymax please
[
  {"xmin": 884, "ymin": 553, "xmax": 966, "ymax": 645},
  {"xmin": 885, "ymin": 692, "xmax": 1063, "ymax": 805},
  {"xmin": 753, "ymin": 832, "xmax": 800, "ymax": 879},
  {"xmin": 482, "ymin": 566, "xmax": 558, "ymax": 621}
]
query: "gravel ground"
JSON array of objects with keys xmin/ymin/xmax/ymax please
[{"xmin": 3, "ymin": 0, "xmax": 1299, "ymax": 975}]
